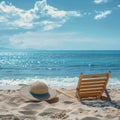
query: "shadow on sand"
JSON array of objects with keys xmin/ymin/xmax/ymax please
[{"xmin": 81, "ymin": 100, "xmax": 120, "ymax": 109}]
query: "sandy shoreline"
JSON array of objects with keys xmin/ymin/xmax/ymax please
[{"xmin": 0, "ymin": 88, "xmax": 120, "ymax": 120}]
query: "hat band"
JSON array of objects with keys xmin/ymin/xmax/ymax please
[{"xmin": 30, "ymin": 91, "xmax": 49, "ymax": 98}]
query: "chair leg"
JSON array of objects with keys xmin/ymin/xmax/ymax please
[
  {"xmin": 76, "ymin": 90, "xmax": 82, "ymax": 102},
  {"xmin": 105, "ymin": 89, "xmax": 111, "ymax": 101}
]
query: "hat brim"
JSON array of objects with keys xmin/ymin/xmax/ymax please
[{"xmin": 20, "ymin": 85, "xmax": 57, "ymax": 101}]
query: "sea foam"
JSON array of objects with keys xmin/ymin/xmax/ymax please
[{"xmin": 0, "ymin": 77, "xmax": 120, "ymax": 88}]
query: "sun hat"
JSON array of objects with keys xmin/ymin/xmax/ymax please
[{"xmin": 20, "ymin": 81, "xmax": 57, "ymax": 101}]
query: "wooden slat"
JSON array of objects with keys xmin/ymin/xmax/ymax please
[
  {"xmin": 80, "ymin": 85, "xmax": 104, "ymax": 89},
  {"xmin": 82, "ymin": 73, "xmax": 107, "ymax": 78},
  {"xmin": 82, "ymin": 77, "xmax": 107, "ymax": 80},
  {"xmin": 80, "ymin": 88, "xmax": 103, "ymax": 92},
  {"xmin": 81, "ymin": 79, "xmax": 107, "ymax": 83},
  {"xmin": 80, "ymin": 91, "xmax": 102, "ymax": 94},
  {"xmin": 80, "ymin": 83, "xmax": 104, "ymax": 87},
  {"xmin": 80, "ymin": 93, "xmax": 100, "ymax": 98},
  {"xmin": 81, "ymin": 81, "xmax": 106, "ymax": 85}
]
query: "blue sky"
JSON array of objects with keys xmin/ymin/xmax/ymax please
[{"xmin": 0, "ymin": 0, "xmax": 120, "ymax": 50}]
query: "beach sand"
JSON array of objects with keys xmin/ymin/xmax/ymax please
[{"xmin": 0, "ymin": 88, "xmax": 120, "ymax": 120}]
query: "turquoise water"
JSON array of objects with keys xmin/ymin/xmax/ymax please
[{"xmin": 0, "ymin": 50, "xmax": 120, "ymax": 88}]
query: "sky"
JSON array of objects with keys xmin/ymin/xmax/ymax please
[{"xmin": 0, "ymin": 0, "xmax": 120, "ymax": 50}]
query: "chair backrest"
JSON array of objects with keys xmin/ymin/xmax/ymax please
[{"xmin": 77, "ymin": 71, "xmax": 111, "ymax": 99}]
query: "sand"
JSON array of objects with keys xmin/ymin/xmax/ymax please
[{"xmin": 0, "ymin": 88, "xmax": 120, "ymax": 120}]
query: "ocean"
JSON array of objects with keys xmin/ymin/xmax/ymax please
[{"xmin": 0, "ymin": 50, "xmax": 120, "ymax": 88}]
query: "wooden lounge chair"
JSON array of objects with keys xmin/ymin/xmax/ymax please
[{"xmin": 76, "ymin": 71, "xmax": 111, "ymax": 101}]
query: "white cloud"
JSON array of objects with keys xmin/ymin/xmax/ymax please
[
  {"xmin": 9, "ymin": 32, "xmax": 72, "ymax": 49},
  {"xmin": 0, "ymin": 0, "xmax": 81, "ymax": 30},
  {"xmin": 94, "ymin": 10, "xmax": 111, "ymax": 20},
  {"xmin": 41, "ymin": 20, "xmax": 63, "ymax": 31},
  {"xmin": 94, "ymin": 0, "xmax": 108, "ymax": 4},
  {"xmin": 44, "ymin": 5, "xmax": 67, "ymax": 18},
  {"xmin": 9, "ymin": 31, "xmax": 93, "ymax": 49},
  {"xmin": 117, "ymin": 4, "xmax": 120, "ymax": 8},
  {"xmin": 0, "ymin": 16, "xmax": 6, "ymax": 22}
]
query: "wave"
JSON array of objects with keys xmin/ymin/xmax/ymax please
[{"xmin": 0, "ymin": 77, "xmax": 120, "ymax": 88}]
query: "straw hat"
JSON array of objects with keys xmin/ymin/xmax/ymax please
[{"xmin": 20, "ymin": 81, "xmax": 57, "ymax": 101}]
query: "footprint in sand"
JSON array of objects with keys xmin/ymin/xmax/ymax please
[
  {"xmin": 19, "ymin": 110, "xmax": 37, "ymax": 115},
  {"xmin": 39, "ymin": 108, "xmax": 65, "ymax": 116},
  {"xmin": 0, "ymin": 115, "xmax": 36, "ymax": 120},
  {"xmin": 19, "ymin": 101, "xmax": 49, "ymax": 110},
  {"xmin": 62, "ymin": 101, "xmax": 74, "ymax": 104},
  {"xmin": 0, "ymin": 114, "xmax": 20, "ymax": 120},
  {"xmin": 80, "ymin": 116, "xmax": 101, "ymax": 120}
]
